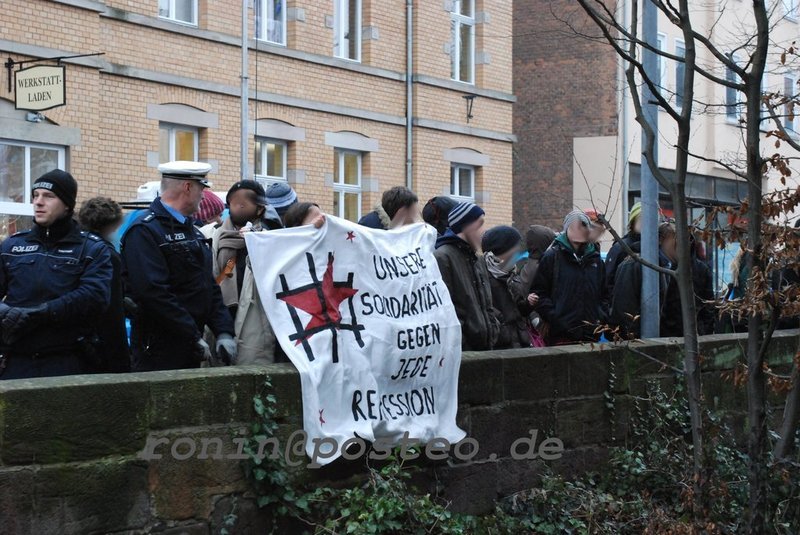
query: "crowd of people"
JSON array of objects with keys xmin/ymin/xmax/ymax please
[{"xmin": 0, "ymin": 161, "xmax": 751, "ymax": 380}]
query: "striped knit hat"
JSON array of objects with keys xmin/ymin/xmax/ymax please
[
  {"xmin": 266, "ymin": 182, "xmax": 298, "ymax": 216},
  {"xmin": 448, "ymin": 201, "xmax": 485, "ymax": 234},
  {"xmin": 563, "ymin": 209, "xmax": 591, "ymax": 233}
]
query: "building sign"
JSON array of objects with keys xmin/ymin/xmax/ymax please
[
  {"xmin": 245, "ymin": 217, "xmax": 466, "ymax": 465},
  {"xmin": 14, "ymin": 65, "xmax": 66, "ymax": 112}
]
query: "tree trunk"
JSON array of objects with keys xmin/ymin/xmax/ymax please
[
  {"xmin": 745, "ymin": 3, "xmax": 769, "ymax": 532},
  {"xmin": 774, "ymin": 340, "xmax": 800, "ymax": 460}
]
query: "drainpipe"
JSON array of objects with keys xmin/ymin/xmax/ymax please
[
  {"xmin": 405, "ymin": 0, "xmax": 414, "ymax": 190},
  {"xmin": 240, "ymin": 0, "xmax": 249, "ymax": 181},
  {"xmin": 619, "ymin": 0, "xmax": 629, "ymax": 218}
]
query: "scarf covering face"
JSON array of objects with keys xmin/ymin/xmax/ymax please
[{"xmin": 485, "ymin": 251, "xmax": 511, "ymax": 280}]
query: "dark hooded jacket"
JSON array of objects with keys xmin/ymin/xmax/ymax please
[
  {"xmin": 661, "ymin": 248, "xmax": 716, "ymax": 337},
  {"xmin": 605, "ymin": 231, "xmax": 641, "ymax": 296},
  {"xmin": 508, "ymin": 225, "xmax": 557, "ymax": 317},
  {"xmin": 531, "ymin": 233, "xmax": 608, "ymax": 344},
  {"xmin": 434, "ymin": 229, "xmax": 499, "ymax": 351},
  {"xmin": 610, "ymin": 243, "xmax": 673, "ymax": 338},
  {"xmin": 358, "ymin": 205, "xmax": 391, "ymax": 230}
]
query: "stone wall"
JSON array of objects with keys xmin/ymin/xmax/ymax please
[{"xmin": 0, "ymin": 331, "xmax": 797, "ymax": 534}]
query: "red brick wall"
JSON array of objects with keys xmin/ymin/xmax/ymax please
[{"xmin": 512, "ymin": 0, "xmax": 619, "ymax": 229}]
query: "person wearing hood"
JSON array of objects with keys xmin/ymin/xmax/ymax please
[
  {"xmin": 610, "ymin": 222, "xmax": 676, "ymax": 338},
  {"xmin": 0, "ymin": 170, "xmax": 113, "ymax": 379},
  {"xmin": 605, "ymin": 202, "xmax": 642, "ymax": 296},
  {"xmin": 358, "ymin": 186, "xmax": 419, "ymax": 230},
  {"xmin": 434, "ymin": 202, "xmax": 499, "ymax": 351},
  {"xmin": 507, "ymin": 224, "xmax": 556, "ymax": 333},
  {"xmin": 212, "ymin": 180, "xmax": 283, "ymax": 365},
  {"xmin": 422, "ymin": 196, "xmax": 458, "ymax": 236},
  {"xmin": 483, "ymin": 226, "xmax": 531, "ymax": 349},
  {"xmin": 531, "ymin": 210, "xmax": 608, "ymax": 345}
]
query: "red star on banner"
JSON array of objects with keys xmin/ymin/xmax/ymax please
[
  {"xmin": 279, "ymin": 255, "xmax": 358, "ymax": 344},
  {"xmin": 346, "ymin": 231, "xmax": 356, "ymax": 242}
]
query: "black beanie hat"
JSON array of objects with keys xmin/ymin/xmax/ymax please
[
  {"xmin": 482, "ymin": 225, "xmax": 522, "ymax": 256},
  {"xmin": 422, "ymin": 196, "xmax": 458, "ymax": 235},
  {"xmin": 226, "ymin": 180, "xmax": 268, "ymax": 207},
  {"xmin": 32, "ymin": 169, "xmax": 78, "ymax": 211}
]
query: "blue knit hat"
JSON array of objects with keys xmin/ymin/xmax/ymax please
[
  {"xmin": 448, "ymin": 201, "xmax": 485, "ymax": 234},
  {"xmin": 266, "ymin": 182, "xmax": 298, "ymax": 215}
]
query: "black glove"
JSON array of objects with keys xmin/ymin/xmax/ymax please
[{"xmin": 1, "ymin": 304, "xmax": 49, "ymax": 345}]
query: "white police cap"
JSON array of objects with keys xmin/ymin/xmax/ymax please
[{"xmin": 157, "ymin": 161, "xmax": 212, "ymax": 187}]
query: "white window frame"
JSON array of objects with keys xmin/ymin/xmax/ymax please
[
  {"xmin": 784, "ymin": 73, "xmax": 799, "ymax": 134},
  {"xmin": 256, "ymin": 0, "xmax": 287, "ymax": 46},
  {"xmin": 450, "ymin": 163, "xmax": 475, "ymax": 201},
  {"xmin": 333, "ymin": 0, "xmax": 362, "ymax": 62},
  {"xmin": 158, "ymin": 0, "xmax": 198, "ymax": 26},
  {"xmin": 783, "ymin": 0, "xmax": 798, "ymax": 21},
  {"xmin": 725, "ymin": 52, "xmax": 742, "ymax": 123},
  {"xmin": 333, "ymin": 149, "xmax": 362, "ymax": 221},
  {"xmin": 159, "ymin": 123, "xmax": 199, "ymax": 163},
  {"xmin": 450, "ymin": 0, "xmax": 476, "ymax": 84},
  {"xmin": 0, "ymin": 139, "xmax": 66, "ymax": 216},
  {"xmin": 254, "ymin": 138, "xmax": 288, "ymax": 182},
  {"xmin": 675, "ymin": 39, "xmax": 686, "ymax": 111},
  {"xmin": 656, "ymin": 33, "xmax": 667, "ymax": 89}
]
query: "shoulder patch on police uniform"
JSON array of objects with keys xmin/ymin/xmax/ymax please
[{"xmin": 81, "ymin": 231, "xmax": 102, "ymax": 241}]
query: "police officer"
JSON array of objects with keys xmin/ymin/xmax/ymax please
[
  {"xmin": 121, "ymin": 161, "xmax": 236, "ymax": 371},
  {"xmin": 0, "ymin": 170, "xmax": 113, "ymax": 379}
]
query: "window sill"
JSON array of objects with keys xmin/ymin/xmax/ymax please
[
  {"xmin": 450, "ymin": 78, "xmax": 475, "ymax": 86},
  {"xmin": 255, "ymin": 37, "xmax": 287, "ymax": 48},
  {"xmin": 333, "ymin": 54, "xmax": 362, "ymax": 64},
  {"xmin": 157, "ymin": 16, "xmax": 198, "ymax": 28}
]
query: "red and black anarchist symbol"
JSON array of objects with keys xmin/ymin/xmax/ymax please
[{"xmin": 276, "ymin": 252, "xmax": 365, "ymax": 363}]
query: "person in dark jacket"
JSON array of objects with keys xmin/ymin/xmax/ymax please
[
  {"xmin": 610, "ymin": 222, "xmax": 677, "ymax": 338},
  {"xmin": 531, "ymin": 210, "xmax": 608, "ymax": 345},
  {"xmin": 0, "ymin": 170, "xmax": 113, "ymax": 379},
  {"xmin": 422, "ymin": 196, "xmax": 458, "ymax": 236},
  {"xmin": 434, "ymin": 201, "xmax": 498, "ymax": 351},
  {"xmin": 78, "ymin": 197, "xmax": 130, "ymax": 373},
  {"xmin": 121, "ymin": 162, "xmax": 236, "ymax": 371},
  {"xmin": 359, "ymin": 186, "xmax": 419, "ymax": 230},
  {"xmin": 605, "ymin": 202, "xmax": 642, "ymax": 297},
  {"xmin": 507, "ymin": 225, "xmax": 556, "ymax": 329},
  {"xmin": 482, "ymin": 226, "xmax": 531, "ymax": 349},
  {"xmin": 659, "ymin": 230, "xmax": 716, "ymax": 338}
]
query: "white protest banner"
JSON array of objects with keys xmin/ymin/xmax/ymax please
[{"xmin": 245, "ymin": 216, "xmax": 465, "ymax": 464}]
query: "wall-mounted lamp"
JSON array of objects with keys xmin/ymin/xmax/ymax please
[
  {"xmin": 26, "ymin": 112, "xmax": 44, "ymax": 123},
  {"xmin": 463, "ymin": 94, "xmax": 477, "ymax": 123}
]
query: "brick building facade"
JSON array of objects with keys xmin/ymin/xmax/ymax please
[
  {"xmin": 512, "ymin": 0, "xmax": 619, "ymax": 231},
  {"xmin": 513, "ymin": 1, "xmax": 800, "ymax": 293},
  {"xmin": 0, "ymin": 0, "xmax": 515, "ymax": 239}
]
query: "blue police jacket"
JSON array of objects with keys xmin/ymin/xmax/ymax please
[
  {"xmin": 121, "ymin": 199, "xmax": 234, "ymax": 347},
  {"xmin": 0, "ymin": 217, "xmax": 113, "ymax": 355}
]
